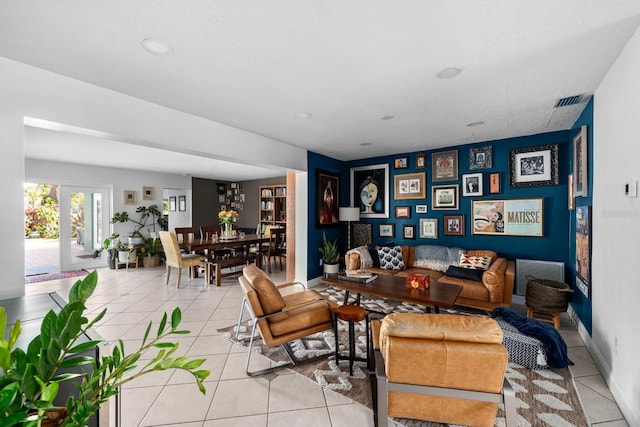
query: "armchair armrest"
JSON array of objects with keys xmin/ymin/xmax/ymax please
[{"xmin": 482, "ymin": 257, "xmax": 509, "ymax": 304}]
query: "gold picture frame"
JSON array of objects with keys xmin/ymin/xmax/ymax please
[
  {"xmin": 142, "ymin": 186, "xmax": 154, "ymax": 200},
  {"xmin": 124, "ymin": 190, "xmax": 136, "ymax": 205},
  {"xmin": 394, "ymin": 172, "xmax": 426, "ymax": 200}
]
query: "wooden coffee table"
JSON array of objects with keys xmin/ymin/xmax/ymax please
[{"xmin": 322, "ymin": 273, "xmax": 462, "ymax": 313}]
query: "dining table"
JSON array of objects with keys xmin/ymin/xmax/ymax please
[{"xmin": 178, "ymin": 233, "xmax": 270, "ymax": 269}]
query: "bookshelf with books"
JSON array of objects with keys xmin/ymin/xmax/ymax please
[{"xmin": 259, "ymin": 184, "xmax": 287, "ymax": 235}]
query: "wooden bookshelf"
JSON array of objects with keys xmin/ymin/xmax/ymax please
[{"xmin": 259, "ymin": 184, "xmax": 286, "ymax": 235}]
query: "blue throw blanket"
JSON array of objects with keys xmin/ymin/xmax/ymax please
[{"xmin": 492, "ymin": 307, "xmax": 573, "ymax": 369}]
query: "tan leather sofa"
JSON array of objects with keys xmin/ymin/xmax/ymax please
[
  {"xmin": 371, "ymin": 312, "xmax": 516, "ymax": 426},
  {"xmin": 345, "ymin": 245, "xmax": 515, "ymax": 312}
]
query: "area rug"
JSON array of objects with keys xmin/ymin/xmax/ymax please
[
  {"xmin": 25, "ymin": 269, "xmax": 89, "ymax": 284},
  {"xmin": 219, "ymin": 286, "xmax": 588, "ymax": 427}
]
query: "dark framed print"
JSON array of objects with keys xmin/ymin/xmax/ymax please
[
  {"xmin": 353, "ymin": 223, "xmax": 372, "ymax": 247},
  {"xmin": 462, "ymin": 173, "xmax": 483, "ymax": 197},
  {"xmin": 403, "ymin": 224, "xmax": 416, "ymax": 240},
  {"xmin": 469, "ymin": 146, "xmax": 493, "ymax": 170},
  {"xmin": 379, "ymin": 223, "xmax": 394, "ymax": 238},
  {"xmin": 431, "ymin": 150, "xmax": 458, "ymax": 182},
  {"xmin": 394, "ymin": 157, "xmax": 408, "ymax": 169},
  {"xmin": 124, "ymin": 190, "xmax": 136, "ymax": 205},
  {"xmin": 316, "ymin": 169, "xmax": 340, "ymax": 227},
  {"xmin": 443, "ymin": 215, "xmax": 464, "ymax": 236},
  {"xmin": 394, "ymin": 172, "xmax": 426, "ymax": 200},
  {"xmin": 416, "ymin": 153, "xmax": 426, "ymax": 169},
  {"xmin": 472, "ymin": 198, "xmax": 544, "ymax": 236},
  {"xmin": 419, "ymin": 218, "xmax": 438, "ymax": 239},
  {"xmin": 573, "ymin": 125, "xmax": 588, "ymax": 197},
  {"xmin": 169, "ymin": 196, "xmax": 176, "ymax": 212},
  {"xmin": 509, "ymin": 144, "xmax": 559, "ymax": 188},
  {"xmin": 415, "ymin": 204, "xmax": 428, "ymax": 214},
  {"xmin": 142, "ymin": 186, "xmax": 154, "ymax": 200},
  {"xmin": 351, "ymin": 164, "xmax": 389, "ymax": 218},
  {"xmin": 432, "ymin": 185, "xmax": 459, "ymax": 210},
  {"xmin": 395, "ymin": 206, "xmax": 411, "ymax": 219},
  {"xmin": 575, "ymin": 205, "xmax": 591, "ymax": 299},
  {"xmin": 178, "ymin": 195, "xmax": 186, "ymax": 211},
  {"xmin": 489, "ymin": 173, "xmax": 501, "ymax": 194}
]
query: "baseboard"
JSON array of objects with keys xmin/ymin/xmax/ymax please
[{"xmin": 567, "ymin": 306, "xmax": 639, "ymax": 427}]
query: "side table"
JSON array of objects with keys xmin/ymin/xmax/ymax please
[{"xmin": 334, "ymin": 304, "xmax": 369, "ymax": 375}]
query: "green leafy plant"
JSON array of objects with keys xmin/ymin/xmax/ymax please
[
  {"xmin": 318, "ymin": 232, "xmax": 339, "ymax": 264},
  {"xmin": 111, "ymin": 204, "xmax": 167, "ymax": 239},
  {"xmin": 0, "ymin": 271, "xmax": 209, "ymax": 426},
  {"xmin": 140, "ymin": 237, "xmax": 164, "ymax": 258}
]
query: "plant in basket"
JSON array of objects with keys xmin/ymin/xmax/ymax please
[
  {"xmin": 405, "ymin": 274, "xmax": 430, "ymax": 291},
  {"xmin": 140, "ymin": 237, "xmax": 164, "ymax": 267}
]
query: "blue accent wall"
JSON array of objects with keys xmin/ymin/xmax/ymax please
[
  {"xmin": 568, "ymin": 98, "xmax": 594, "ymax": 335},
  {"xmin": 308, "ymin": 130, "xmax": 575, "ymax": 283}
]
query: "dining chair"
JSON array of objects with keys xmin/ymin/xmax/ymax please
[
  {"xmin": 158, "ymin": 231, "xmax": 206, "ymax": 288},
  {"xmin": 174, "ymin": 227, "xmax": 195, "ymax": 244},
  {"xmin": 199, "ymin": 225, "xmax": 234, "ymax": 259},
  {"xmin": 262, "ymin": 228, "xmax": 286, "ymax": 273}
]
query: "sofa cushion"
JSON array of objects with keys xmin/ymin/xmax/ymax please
[
  {"xmin": 412, "ymin": 245, "xmax": 464, "ymax": 272},
  {"xmin": 459, "ymin": 253, "xmax": 492, "ymax": 270},
  {"xmin": 378, "ymin": 245, "xmax": 405, "ymax": 270},
  {"xmin": 445, "ymin": 265, "xmax": 484, "ymax": 282}
]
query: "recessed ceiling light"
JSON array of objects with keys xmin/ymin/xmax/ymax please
[
  {"xmin": 466, "ymin": 121, "xmax": 485, "ymax": 127},
  {"xmin": 295, "ymin": 112, "xmax": 312, "ymax": 119},
  {"xmin": 360, "ymin": 142, "xmax": 372, "ymax": 146},
  {"xmin": 436, "ymin": 66, "xmax": 463, "ymax": 79},
  {"xmin": 142, "ymin": 38, "xmax": 173, "ymax": 55},
  {"xmin": 381, "ymin": 115, "xmax": 395, "ymax": 121}
]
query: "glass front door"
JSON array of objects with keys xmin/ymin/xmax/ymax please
[{"xmin": 59, "ymin": 186, "xmax": 110, "ymax": 271}]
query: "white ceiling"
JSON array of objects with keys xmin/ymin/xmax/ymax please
[{"xmin": 4, "ymin": 1, "xmax": 640, "ymax": 180}]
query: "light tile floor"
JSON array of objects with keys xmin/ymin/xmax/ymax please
[{"xmin": 25, "ymin": 265, "xmax": 628, "ymax": 426}]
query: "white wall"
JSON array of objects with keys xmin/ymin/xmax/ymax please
[
  {"xmin": 0, "ymin": 57, "xmax": 307, "ymax": 299},
  {"xmin": 592, "ymin": 27, "xmax": 640, "ymax": 426}
]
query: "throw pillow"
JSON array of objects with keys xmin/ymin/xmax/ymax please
[
  {"xmin": 445, "ymin": 265, "xmax": 484, "ymax": 282},
  {"xmin": 378, "ymin": 245, "xmax": 405, "ymax": 270},
  {"xmin": 459, "ymin": 253, "xmax": 492, "ymax": 270},
  {"xmin": 367, "ymin": 241, "xmax": 395, "ymax": 268},
  {"xmin": 252, "ymin": 276, "xmax": 286, "ymax": 314}
]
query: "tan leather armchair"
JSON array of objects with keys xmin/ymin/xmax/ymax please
[
  {"xmin": 236, "ymin": 264, "xmax": 338, "ymax": 376},
  {"xmin": 372, "ymin": 312, "xmax": 516, "ymax": 427}
]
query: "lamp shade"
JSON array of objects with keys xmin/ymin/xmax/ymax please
[{"xmin": 339, "ymin": 207, "xmax": 360, "ymax": 222}]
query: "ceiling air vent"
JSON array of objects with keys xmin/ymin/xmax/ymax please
[{"xmin": 555, "ymin": 95, "xmax": 583, "ymax": 108}]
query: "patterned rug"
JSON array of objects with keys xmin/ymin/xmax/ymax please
[
  {"xmin": 25, "ymin": 269, "xmax": 89, "ymax": 284},
  {"xmin": 219, "ymin": 286, "xmax": 588, "ymax": 427}
]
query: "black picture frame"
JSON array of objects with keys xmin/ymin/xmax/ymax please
[
  {"xmin": 178, "ymin": 195, "xmax": 186, "ymax": 211},
  {"xmin": 403, "ymin": 224, "xmax": 416, "ymax": 240},
  {"xmin": 509, "ymin": 144, "xmax": 559, "ymax": 188},
  {"xmin": 469, "ymin": 146, "xmax": 493, "ymax": 170},
  {"xmin": 350, "ymin": 164, "xmax": 389, "ymax": 218},
  {"xmin": 316, "ymin": 169, "xmax": 340, "ymax": 227},
  {"xmin": 169, "ymin": 196, "xmax": 176, "ymax": 212}
]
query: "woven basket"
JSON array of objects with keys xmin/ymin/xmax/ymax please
[{"xmin": 525, "ymin": 275, "xmax": 573, "ymax": 313}]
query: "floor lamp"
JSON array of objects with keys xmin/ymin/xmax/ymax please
[{"xmin": 339, "ymin": 207, "xmax": 360, "ymax": 250}]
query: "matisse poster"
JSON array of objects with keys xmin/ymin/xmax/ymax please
[
  {"xmin": 472, "ymin": 198, "xmax": 544, "ymax": 236},
  {"xmin": 576, "ymin": 205, "xmax": 591, "ymax": 299}
]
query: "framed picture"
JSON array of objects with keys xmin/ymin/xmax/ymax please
[
  {"xmin": 489, "ymin": 173, "xmax": 501, "ymax": 194},
  {"xmin": 419, "ymin": 218, "xmax": 438, "ymax": 239},
  {"xmin": 575, "ymin": 205, "xmax": 591, "ymax": 299},
  {"xmin": 142, "ymin": 186, "xmax": 154, "ymax": 200},
  {"xmin": 469, "ymin": 146, "xmax": 493, "ymax": 169},
  {"xmin": 403, "ymin": 224, "xmax": 416, "ymax": 240},
  {"xmin": 573, "ymin": 125, "xmax": 588, "ymax": 197},
  {"xmin": 351, "ymin": 164, "xmax": 389, "ymax": 218},
  {"xmin": 472, "ymin": 198, "xmax": 544, "ymax": 236},
  {"xmin": 432, "ymin": 185, "xmax": 459, "ymax": 210},
  {"xmin": 379, "ymin": 223, "xmax": 394, "ymax": 238},
  {"xmin": 395, "ymin": 206, "xmax": 411, "ymax": 219},
  {"xmin": 416, "ymin": 153, "xmax": 426, "ymax": 169},
  {"xmin": 509, "ymin": 144, "xmax": 559, "ymax": 188},
  {"xmin": 178, "ymin": 195, "xmax": 186, "ymax": 212},
  {"xmin": 124, "ymin": 190, "xmax": 136, "ymax": 205},
  {"xmin": 431, "ymin": 150, "xmax": 458, "ymax": 182},
  {"xmin": 462, "ymin": 173, "xmax": 483, "ymax": 197},
  {"xmin": 394, "ymin": 172, "xmax": 426, "ymax": 200},
  {"xmin": 394, "ymin": 157, "xmax": 408, "ymax": 169},
  {"xmin": 443, "ymin": 215, "xmax": 464, "ymax": 236},
  {"xmin": 415, "ymin": 204, "xmax": 428, "ymax": 214},
  {"xmin": 353, "ymin": 223, "xmax": 372, "ymax": 247},
  {"xmin": 217, "ymin": 183, "xmax": 226, "ymax": 194},
  {"xmin": 316, "ymin": 169, "xmax": 340, "ymax": 227},
  {"xmin": 169, "ymin": 196, "xmax": 176, "ymax": 211}
]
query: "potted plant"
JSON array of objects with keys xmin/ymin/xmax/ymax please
[
  {"xmin": 140, "ymin": 237, "xmax": 164, "ymax": 268},
  {"xmin": 0, "ymin": 270, "xmax": 210, "ymax": 426},
  {"xmin": 318, "ymin": 232, "xmax": 340, "ymax": 276},
  {"xmin": 111, "ymin": 204, "xmax": 166, "ymax": 244},
  {"xmin": 92, "ymin": 232, "xmax": 121, "ymax": 269}
]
